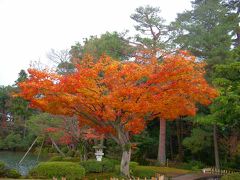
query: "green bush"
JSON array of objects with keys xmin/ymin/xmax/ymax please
[
  {"xmin": 221, "ymin": 173, "xmax": 240, "ymax": 180},
  {"xmin": 61, "ymin": 146, "xmax": 69, "ymax": 153},
  {"xmin": 0, "ymin": 162, "xmax": 21, "ymax": 178},
  {"xmin": 62, "ymin": 157, "xmax": 81, "ymax": 162},
  {"xmin": 0, "ymin": 161, "xmax": 6, "ymax": 177},
  {"xmin": 48, "ymin": 147, "xmax": 56, "ymax": 153},
  {"xmin": 80, "ymin": 159, "xmax": 115, "ymax": 173},
  {"xmin": 67, "ymin": 150, "xmax": 75, "ymax": 157},
  {"xmin": 48, "ymin": 156, "xmax": 63, "ymax": 161},
  {"xmin": 29, "ymin": 162, "xmax": 85, "ymax": 180},
  {"xmin": 115, "ymin": 161, "xmax": 139, "ymax": 175},
  {"xmin": 129, "ymin": 162, "xmax": 139, "ymax": 169},
  {"xmin": 6, "ymin": 169, "xmax": 21, "ymax": 178},
  {"xmin": 179, "ymin": 160, "xmax": 205, "ymax": 171},
  {"xmin": 48, "ymin": 156, "xmax": 80, "ymax": 162}
]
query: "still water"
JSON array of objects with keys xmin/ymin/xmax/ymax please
[{"xmin": 0, "ymin": 151, "xmax": 49, "ymax": 176}]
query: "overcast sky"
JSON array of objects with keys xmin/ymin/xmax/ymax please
[{"xmin": 0, "ymin": 0, "xmax": 192, "ymax": 86}]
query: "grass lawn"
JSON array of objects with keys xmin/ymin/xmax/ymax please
[{"xmin": 83, "ymin": 166, "xmax": 193, "ymax": 179}]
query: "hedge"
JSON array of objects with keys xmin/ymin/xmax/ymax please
[
  {"xmin": 0, "ymin": 161, "xmax": 21, "ymax": 178},
  {"xmin": 29, "ymin": 162, "xmax": 85, "ymax": 180},
  {"xmin": 48, "ymin": 156, "xmax": 81, "ymax": 162},
  {"xmin": 115, "ymin": 161, "xmax": 139, "ymax": 174},
  {"xmin": 80, "ymin": 159, "xmax": 115, "ymax": 173}
]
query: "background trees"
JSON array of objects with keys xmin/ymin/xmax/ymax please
[
  {"xmin": 18, "ymin": 51, "xmax": 217, "ymax": 176},
  {"xmin": 0, "ymin": 1, "xmax": 239, "ymax": 177}
]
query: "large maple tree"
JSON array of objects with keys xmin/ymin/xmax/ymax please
[{"xmin": 18, "ymin": 52, "xmax": 217, "ymax": 177}]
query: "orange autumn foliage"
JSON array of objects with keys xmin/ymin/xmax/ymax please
[{"xmin": 18, "ymin": 53, "xmax": 217, "ymax": 137}]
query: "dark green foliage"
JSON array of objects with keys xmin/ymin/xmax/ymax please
[
  {"xmin": 210, "ymin": 62, "xmax": 240, "ymax": 127},
  {"xmin": 178, "ymin": 160, "xmax": 205, "ymax": 171},
  {"xmin": 170, "ymin": 0, "xmax": 236, "ymax": 76},
  {"xmin": 129, "ymin": 162, "xmax": 139, "ymax": 169},
  {"xmin": 80, "ymin": 159, "xmax": 115, "ymax": 173},
  {"xmin": 0, "ymin": 161, "xmax": 5, "ymax": 177},
  {"xmin": 48, "ymin": 156, "xmax": 64, "ymax": 161},
  {"xmin": 130, "ymin": 5, "xmax": 168, "ymax": 50},
  {"xmin": 27, "ymin": 113, "xmax": 63, "ymax": 136},
  {"xmin": 104, "ymin": 139, "xmax": 122, "ymax": 160},
  {"xmin": 29, "ymin": 162, "xmax": 85, "ymax": 179},
  {"xmin": 49, "ymin": 156, "xmax": 81, "ymax": 162},
  {"xmin": 183, "ymin": 128, "xmax": 212, "ymax": 154},
  {"xmin": 4, "ymin": 132, "xmax": 21, "ymax": 150},
  {"xmin": 0, "ymin": 161, "xmax": 20, "ymax": 178},
  {"xmin": 221, "ymin": 173, "xmax": 240, "ymax": 180},
  {"xmin": 70, "ymin": 32, "xmax": 134, "ymax": 61},
  {"xmin": 66, "ymin": 149, "xmax": 75, "ymax": 157},
  {"xmin": 61, "ymin": 146, "xmax": 69, "ymax": 153},
  {"xmin": 115, "ymin": 161, "xmax": 139, "ymax": 175}
]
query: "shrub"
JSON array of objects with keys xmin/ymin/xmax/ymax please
[
  {"xmin": 48, "ymin": 147, "xmax": 56, "ymax": 153},
  {"xmin": 115, "ymin": 161, "xmax": 139, "ymax": 175},
  {"xmin": 48, "ymin": 156, "xmax": 63, "ymax": 161},
  {"xmin": 129, "ymin": 162, "xmax": 139, "ymax": 169},
  {"xmin": 6, "ymin": 169, "xmax": 21, "ymax": 178},
  {"xmin": 61, "ymin": 146, "xmax": 69, "ymax": 153},
  {"xmin": 29, "ymin": 162, "xmax": 85, "ymax": 180},
  {"xmin": 181, "ymin": 160, "xmax": 205, "ymax": 171},
  {"xmin": 0, "ymin": 161, "xmax": 6, "ymax": 177},
  {"xmin": 80, "ymin": 159, "xmax": 115, "ymax": 173},
  {"xmin": 62, "ymin": 157, "xmax": 81, "ymax": 162},
  {"xmin": 66, "ymin": 150, "xmax": 75, "ymax": 157},
  {"xmin": 221, "ymin": 173, "xmax": 240, "ymax": 180},
  {"xmin": 0, "ymin": 162, "xmax": 21, "ymax": 178},
  {"xmin": 48, "ymin": 156, "xmax": 80, "ymax": 162}
]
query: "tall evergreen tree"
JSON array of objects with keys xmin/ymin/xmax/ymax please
[{"xmin": 171, "ymin": 0, "xmax": 235, "ymax": 75}]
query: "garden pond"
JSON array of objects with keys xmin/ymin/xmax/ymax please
[{"xmin": 0, "ymin": 151, "xmax": 49, "ymax": 176}]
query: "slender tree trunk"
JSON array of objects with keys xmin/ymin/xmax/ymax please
[
  {"xmin": 176, "ymin": 120, "xmax": 183, "ymax": 161},
  {"xmin": 169, "ymin": 127, "xmax": 173, "ymax": 160},
  {"xmin": 229, "ymin": 129, "xmax": 238, "ymax": 159},
  {"xmin": 236, "ymin": 4, "xmax": 240, "ymax": 47},
  {"xmin": 157, "ymin": 119, "xmax": 166, "ymax": 165},
  {"xmin": 23, "ymin": 117, "xmax": 27, "ymax": 138},
  {"xmin": 100, "ymin": 134, "xmax": 104, "ymax": 146},
  {"xmin": 1, "ymin": 110, "xmax": 6, "ymax": 128},
  {"xmin": 213, "ymin": 124, "xmax": 220, "ymax": 169}
]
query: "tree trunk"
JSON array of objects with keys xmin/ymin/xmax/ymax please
[
  {"xmin": 235, "ymin": 3, "xmax": 240, "ymax": 47},
  {"xmin": 120, "ymin": 147, "xmax": 131, "ymax": 177},
  {"xmin": 213, "ymin": 124, "xmax": 220, "ymax": 169},
  {"xmin": 1, "ymin": 110, "xmax": 6, "ymax": 128},
  {"xmin": 116, "ymin": 127, "xmax": 131, "ymax": 177},
  {"xmin": 229, "ymin": 129, "xmax": 238, "ymax": 159},
  {"xmin": 169, "ymin": 127, "xmax": 173, "ymax": 160},
  {"xmin": 157, "ymin": 119, "xmax": 166, "ymax": 165},
  {"xmin": 176, "ymin": 120, "xmax": 184, "ymax": 161}
]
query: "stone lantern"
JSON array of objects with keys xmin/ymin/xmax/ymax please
[{"xmin": 93, "ymin": 145, "xmax": 106, "ymax": 162}]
